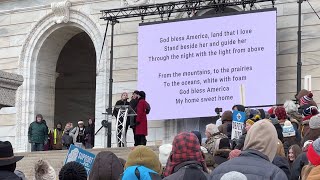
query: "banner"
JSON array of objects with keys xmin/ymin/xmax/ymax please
[
  {"xmin": 231, "ymin": 110, "xmax": 246, "ymax": 140},
  {"xmin": 64, "ymin": 144, "xmax": 96, "ymax": 176}
]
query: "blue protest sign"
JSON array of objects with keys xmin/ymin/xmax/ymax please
[
  {"xmin": 64, "ymin": 144, "xmax": 96, "ymax": 176},
  {"xmin": 232, "ymin": 110, "xmax": 246, "ymax": 123},
  {"xmin": 232, "ymin": 110, "xmax": 247, "ymax": 140}
]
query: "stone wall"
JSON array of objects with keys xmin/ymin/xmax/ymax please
[{"xmin": 0, "ymin": 0, "xmax": 318, "ymax": 151}]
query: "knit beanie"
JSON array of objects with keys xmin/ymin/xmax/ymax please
[
  {"xmin": 303, "ymin": 106, "xmax": 318, "ymax": 116},
  {"xmin": 221, "ymin": 111, "xmax": 233, "ymax": 122},
  {"xmin": 300, "ymin": 92, "xmax": 313, "ymax": 106},
  {"xmin": 159, "ymin": 144, "xmax": 172, "ymax": 167},
  {"xmin": 246, "ymin": 119, "xmax": 255, "ymax": 126},
  {"xmin": 307, "ymin": 138, "xmax": 320, "ymax": 166},
  {"xmin": 269, "ymin": 114, "xmax": 279, "ymax": 125},
  {"xmin": 275, "ymin": 106, "xmax": 287, "ymax": 120},
  {"xmin": 59, "ymin": 162, "xmax": 87, "ymax": 180},
  {"xmin": 310, "ymin": 114, "xmax": 320, "ymax": 129},
  {"xmin": 34, "ymin": 160, "xmax": 56, "ymax": 180},
  {"xmin": 229, "ymin": 149, "xmax": 241, "ymax": 159},
  {"xmin": 221, "ymin": 171, "xmax": 248, "ymax": 180},
  {"xmin": 125, "ymin": 146, "xmax": 162, "ymax": 174},
  {"xmin": 282, "ymin": 120, "xmax": 296, "ymax": 138}
]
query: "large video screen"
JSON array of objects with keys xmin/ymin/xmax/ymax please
[{"xmin": 138, "ymin": 9, "xmax": 277, "ymax": 120}]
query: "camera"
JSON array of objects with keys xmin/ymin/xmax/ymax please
[{"xmin": 215, "ymin": 107, "xmax": 223, "ymax": 114}]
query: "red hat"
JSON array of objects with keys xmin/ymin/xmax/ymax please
[
  {"xmin": 307, "ymin": 138, "xmax": 320, "ymax": 166},
  {"xmin": 300, "ymin": 92, "xmax": 313, "ymax": 105},
  {"xmin": 275, "ymin": 106, "xmax": 287, "ymax": 120}
]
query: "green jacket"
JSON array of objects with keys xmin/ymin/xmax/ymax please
[{"xmin": 28, "ymin": 121, "xmax": 48, "ymax": 144}]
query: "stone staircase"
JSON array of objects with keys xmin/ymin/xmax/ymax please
[{"xmin": 16, "ymin": 146, "xmax": 159, "ymax": 180}]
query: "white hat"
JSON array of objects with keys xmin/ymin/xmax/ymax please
[
  {"xmin": 282, "ymin": 120, "xmax": 296, "ymax": 138},
  {"xmin": 78, "ymin": 121, "xmax": 84, "ymax": 124},
  {"xmin": 159, "ymin": 144, "xmax": 172, "ymax": 166}
]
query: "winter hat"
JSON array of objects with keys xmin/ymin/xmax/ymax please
[
  {"xmin": 282, "ymin": 120, "xmax": 296, "ymax": 138},
  {"xmin": 228, "ymin": 149, "xmax": 241, "ymax": 159},
  {"xmin": 310, "ymin": 114, "xmax": 320, "ymax": 129},
  {"xmin": 59, "ymin": 161, "xmax": 87, "ymax": 180},
  {"xmin": 300, "ymin": 92, "xmax": 313, "ymax": 105},
  {"xmin": 219, "ymin": 138, "xmax": 231, "ymax": 149},
  {"xmin": 245, "ymin": 109, "xmax": 261, "ymax": 119},
  {"xmin": 275, "ymin": 106, "xmax": 287, "ymax": 120},
  {"xmin": 221, "ymin": 111, "xmax": 233, "ymax": 122},
  {"xmin": 269, "ymin": 114, "xmax": 279, "ymax": 125},
  {"xmin": 138, "ymin": 91, "xmax": 146, "ymax": 99},
  {"xmin": 307, "ymin": 138, "xmax": 320, "ymax": 166},
  {"xmin": 34, "ymin": 160, "xmax": 56, "ymax": 180},
  {"xmin": 191, "ymin": 131, "xmax": 202, "ymax": 145},
  {"xmin": 246, "ymin": 119, "xmax": 255, "ymax": 126},
  {"xmin": 89, "ymin": 151, "xmax": 123, "ymax": 180},
  {"xmin": 303, "ymin": 106, "xmax": 319, "ymax": 116},
  {"xmin": 78, "ymin": 121, "xmax": 84, "ymax": 125},
  {"xmin": 220, "ymin": 171, "xmax": 248, "ymax": 180},
  {"xmin": 125, "ymin": 146, "xmax": 162, "ymax": 174},
  {"xmin": 159, "ymin": 144, "xmax": 172, "ymax": 167},
  {"xmin": 267, "ymin": 107, "xmax": 276, "ymax": 116},
  {"xmin": 244, "ymin": 119, "xmax": 278, "ymax": 162},
  {"xmin": 232, "ymin": 105, "xmax": 245, "ymax": 112},
  {"xmin": 258, "ymin": 109, "xmax": 266, "ymax": 119}
]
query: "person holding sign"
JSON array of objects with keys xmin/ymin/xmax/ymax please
[{"xmin": 234, "ymin": 119, "xmax": 255, "ymax": 150}]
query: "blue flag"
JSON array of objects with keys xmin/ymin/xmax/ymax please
[{"xmin": 64, "ymin": 144, "xmax": 96, "ymax": 176}]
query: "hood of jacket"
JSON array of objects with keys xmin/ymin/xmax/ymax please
[
  {"xmin": 307, "ymin": 165, "xmax": 320, "ymax": 180},
  {"xmin": 243, "ymin": 119, "xmax": 278, "ymax": 162},
  {"xmin": 89, "ymin": 151, "xmax": 123, "ymax": 180}
]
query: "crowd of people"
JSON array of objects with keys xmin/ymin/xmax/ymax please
[
  {"xmin": 2, "ymin": 89, "xmax": 320, "ymax": 180},
  {"xmin": 28, "ymin": 115, "xmax": 95, "ymax": 151}
]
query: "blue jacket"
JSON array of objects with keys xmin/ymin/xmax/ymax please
[
  {"xmin": 121, "ymin": 166, "xmax": 162, "ymax": 180},
  {"xmin": 210, "ymin": 149, "xmax": 288, "ymax": 180}
]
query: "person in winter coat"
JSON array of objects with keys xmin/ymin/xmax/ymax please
[
  {"xmin": 28, "ymin": 114, "xmax": 49, "ymax": 151},
  {"xmin": 163, "ymin": 132, "xmax": 209, "ymax": 180},
  {"xmin": 121, "ymin": 146, "xmax": 162, "ymax": 180},
  {"xmin": 204, "ymin": 123, "xmax": 227, "ymax": 155},
  {"xmin": 134, "ymin": 91, "xmax": 149, "ymax": 146},
  {"xmin": 0, "ymin": 141, "xmax": 24, "ymax": 180},
  {"xmin": 89, "ymin": 151, "xmax": 123, "ymax": 180},
  {"xmin": 52, "ymin": 122, "xmax": 63, "ymax": 150},
  {"xmin": 213, "ymin": 138, "xmax": 231, "ymax": 166},
  {"xmin": 210, "ymin": 119, "xmax": 288, "ymax": 180},
  {"xmin": 113, "ymin": 92, "xmax": 130, "ymax": 147},
  {"xmin": 70, "ymin": 121, "xmax": 87, "ymax": 148},
  {"xmin": 85, "ymin": 118, "xmax": 95, "ymax": 149},
  {"xmin": 272, "ymin": 140, "xmax": 291, "ymax": 180},
  {"xmin": 235, "ymin": 119, "xmax": 255, "ymax": 150},
  {"xmin": 282, "ymin": 120, "xmax": 300, "ymax": 155},
  {"xmin": 301, "ymin": 105, "xmax": 318, "ymax": 137},
  {"xmin": 62, "ymin": 123, "xmax": 73, "ymax": 150},
  {"xmin": 302, "ymin": 114, "xmax": 320, "ymax": 145},
  {"xmin": 59, "ymin": 162, "xmax": 87, "ymax": 180},
  {"xmin": 34, "ymin": 160, "xmax": 56, "ymax": 180},
  {"xmin": 218, "ymin": 111, "xmax": 233, "ymax": 138},
  {"xmin": 301, "ymin": 138, "xmax": 320, "ymax": 180},
  {"xmin": 290, "ymin": 140, "xmax": 312, "ymax": 180},
  {"xmin": 288, "ymin": 145, "xmax": 302, "ymax": 169},
  {"xmin": 269, "ymin": 114, "xmax": 284, "ymax": 142}
]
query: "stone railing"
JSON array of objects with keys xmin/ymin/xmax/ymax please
[{"xmin": 0, "ymin": 70, "xmax": 23, "ymax": 109}]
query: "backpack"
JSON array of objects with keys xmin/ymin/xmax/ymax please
[
  {"xmin": 146, "ymin": 102, "xmax": 151, "ymax": 114},
  {"xmin": 120, "ymin": 166, "xmax": 161, "ymax": 180}
]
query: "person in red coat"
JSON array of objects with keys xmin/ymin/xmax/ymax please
[{"xmin": 135, "ymin": 91, "xmax": 149, "ymax": 146}]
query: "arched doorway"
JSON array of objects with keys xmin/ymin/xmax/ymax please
[
  {"xmin": 54, "ymin": 32, "xmax": 96, "ymax": 127},
  {"xmin": 17, "ymin": 10, "xmax": 108, "ymax": 152}
]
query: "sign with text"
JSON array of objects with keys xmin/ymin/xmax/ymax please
[
  {"xmin": 231, "ymin": 110, "xmax": 246, "ymax": 140},
  {"xmin": 64, "ymin": 144, "xmax": 96, "ymax": 176},
  {"xmin": 138, "ymin": 9, "xmax": 276, "ymax": 120}
]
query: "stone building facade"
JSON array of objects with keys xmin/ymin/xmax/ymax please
[{"xmin": 0, "ymin": 0, "xmax": 319, "ymax": 152}]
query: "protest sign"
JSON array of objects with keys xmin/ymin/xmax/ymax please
[
  {"xmin": 64, "ymin": 144, "xmax": 96, "ymax": 176},
  {"xmin": 231, "ymin": 110, "xmax": 246, "ymax": 140}
]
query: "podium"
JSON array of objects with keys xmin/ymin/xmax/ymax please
[{"xmin": 115, "ymin": 105, "xmax": 137, "ymax": 147}]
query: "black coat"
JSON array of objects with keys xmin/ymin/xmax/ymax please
[
  {"xmin": 272, "ymin": 155, "xmax": 291, "ymax": 180},
  {"xmin": 274, "ymin": 123, "xmax": 284, "ymax": 142},
  {"xmin": 0, "ymin": 171, "xmax": 21, "ymax": 180},
  {"xmin": 113, "ymin": 99, "xmax": 130, "ymax": 117},
  {"xmin": 290, "ymin": 152, "xmax": 308, "ymax": 180}
]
